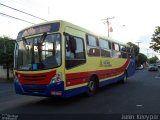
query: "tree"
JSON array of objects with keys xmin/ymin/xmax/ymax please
[
  {"xmin": 127, "ymin": 42, "xmax": 139, "ymax": 56},
  {"xmin": 136, "ymin": 53, "xmax": 147, "ymax": 65},
  {"xmin": 148, "ymin": 56, "xmax": 159, "ymax": 64},
  {"xmin": 0, "ymin": 36, "xmax": 15, "ymax": 80},
  {"xmin": 150, "ymin": 26, "xmax": 160, "ymax": 52}
]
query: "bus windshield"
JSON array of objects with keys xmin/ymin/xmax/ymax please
[{"xmin": 15, "ymin": 33, "xmax": 61, "ymax": 71}]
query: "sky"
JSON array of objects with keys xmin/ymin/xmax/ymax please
[{"xmin": 0, "ymin": 0, "xmax": 160, "ymax": 58}]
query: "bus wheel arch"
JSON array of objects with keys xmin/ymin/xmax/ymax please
[
  {"xmin": 123, "ymin": 69, "xmax": 128, "ymax": 83},
  {"xmin": 119, "ymin": 69, "xmax": 128, "ymax": 84},
  {"xmin": 86, "ymin": 74, "xmax": 99, "ymax": 96},
  {"xmin": 125, "ymin": 69, "xmax": 128, "ymax": 77}
]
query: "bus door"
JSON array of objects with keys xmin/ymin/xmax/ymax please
[{"xmin": 64, "ymin": 27, "xmax": 87, "ymax": 90}]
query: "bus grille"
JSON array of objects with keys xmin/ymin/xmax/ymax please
[
  {"xmin": 22, "ymin": 85, "xmax": 47, "ymax": 94},
  {"xmin": 22, "ymin": 75, "xmax": 46, "ymax": 81}
]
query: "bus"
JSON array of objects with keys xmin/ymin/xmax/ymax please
[{"xmin": 14, "ymin": 20, "xmax": 135, "ymax": 97}]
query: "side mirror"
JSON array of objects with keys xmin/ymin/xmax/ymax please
[
  {"xmin": 69, "ymin": 36, "xmax": 77, "ymax": 53},
  {"xmin": 64, "ymin": 32, "xmax": 77, "ymax": 52}
]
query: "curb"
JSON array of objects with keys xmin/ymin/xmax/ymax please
[{"xmin": 0, "ymin": 78, "xmax": 14, "ymax": 83}]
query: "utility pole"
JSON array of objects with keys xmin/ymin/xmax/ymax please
[
  {"xmin": 136, "ymin": 42, "xmax": 141, "ymax": 53},
  {"xmin": 102, "ymin": 17, "xmax": 114, "ymax": 37},
  {"xmin": 136, "ymin": 42, "xmax": 141, "ymax": 48},
  {"xmin": 147, "ymin": 49, "xmax": 149, "ymax": 58},
  {"xmin": 152, "ymin": 53, "xmax": 154, "ymax": 58}
]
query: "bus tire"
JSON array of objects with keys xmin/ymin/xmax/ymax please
[
  {"xmin": 86, "ymin": 77, "xmax": 98, "ymax": 96},
  {"xmin": 119, "ymin": 71, "xmax": 128, "ymax": 84}
]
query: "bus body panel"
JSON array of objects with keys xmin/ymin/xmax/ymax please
[
  {"xmin": 65, "ymin": 59, "xmax": 130, "ymax": 90},
  {"xmin": 14, "ymin": 82, "xmax": 64, "ymax": 97},
  {"xmin": 14, "ymin": 20, "xmax": 135, "ymax": 98},
  {"xmin": 127, "ymin": 59, "xmax": 136, "ymax": 77},
  {"xmin": 14, "ymin": 69, "xmax": 65, "ymax": 97}
]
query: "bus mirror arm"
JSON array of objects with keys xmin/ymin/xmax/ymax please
[
  {"xmin": 63, "ymin": 32, "xmax": 70, "ymax": 36},
  {"xmin": 10, "ymin": 40, "xmax": 18, "ymax": 48}
]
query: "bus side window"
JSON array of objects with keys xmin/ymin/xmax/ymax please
[
  {"xmin": 128, "ymin": 48, "xmax": 131, "ymax": 58},
  {"xmin": 86, "ymin": 34, "xmax": 100, "ymax": 56},
  {"xmin": 108, "ymin": 42, "xmax": 112, "ymax": 49},
  {"xmin": 120, "ymin": 45, "xmax": 127, "ymax": 58},
  {"xmin": 99, "ymin": 38, "xmax": 111, "ymax": 57},
  {"xmin": 112, "ymin": 43, "xmax": 115, "ymax": 50},
  {"xmin": 112, "ymin": 43, "xmax": 121, "ymax": 58},
  {"xmin": 128, "ymin": 47, "xmax": 135, "ymax": 59},
  {"xmin": 65, "ymin": 34, "xmax": 86, "ymax": 69}
]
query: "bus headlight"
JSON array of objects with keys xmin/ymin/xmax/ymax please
[
  {"xmin": 50, "ymin": 72, "xmax": 63, "ymax": 84},
  {"xmin": 14, "ymin": 76, "xmax": 19, "ymax": 83}
]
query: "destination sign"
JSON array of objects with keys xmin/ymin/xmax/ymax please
[{"xmin": 17, "ymin": 22, "xmax": 60, "ymax": 40}]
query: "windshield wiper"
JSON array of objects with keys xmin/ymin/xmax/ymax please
[{"xmin": 39, "ymin": 32, "xmax": 47, "ymax": 43}]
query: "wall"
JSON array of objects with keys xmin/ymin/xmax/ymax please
[{"xmin": 0, "ymin": 65, "xmax": 13, "ymax": 79}]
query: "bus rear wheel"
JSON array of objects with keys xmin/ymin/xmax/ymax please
[
  {"xmin": 119, "ymin": 71, "xmax": 127, "ymax": 84},
  {"xmin": 86, "ymin": 78, "xmax": 98, "ymax": 96}
]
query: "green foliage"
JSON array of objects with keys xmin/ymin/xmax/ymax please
[
  {"xmin": 150, "ymin": 26, "xmax": 160, "ymax": 52},
  {"xmin": 136, "ymin": 53, "xmax": 147, "ymax": 64},
  {"xmin": 0, "ymin": 36, "xmax": 15, "ymax": 67},
  {"xmin": 148, "ymin": 56, "xmax": 159, "ymax": 64},
  {"xmin": 127, "ymin": 42, "xmax": 139, "ymax": 56},
  {"xmin": 0, "ymin": 36, "xmax": 15, "ymax": 80}
]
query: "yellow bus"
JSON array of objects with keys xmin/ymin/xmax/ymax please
[{"xmin": 14, "ymin": 20, "xmax": 135, "ymax": 97}]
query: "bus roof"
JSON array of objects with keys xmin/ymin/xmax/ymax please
[{"xmin": 18, "ymin": 20, "xmax": 127, "ymax": 46}]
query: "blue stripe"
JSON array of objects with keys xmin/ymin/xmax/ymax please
[{"xmin": 99, "ymin": 74, "xmax": 124, "ymax": 87}]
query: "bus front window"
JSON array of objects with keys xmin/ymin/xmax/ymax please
[{"xmin": 15, "ymin": 33, "xmax": 61, "ymax": 70}]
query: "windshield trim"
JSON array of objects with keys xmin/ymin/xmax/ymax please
[
  {"xmin": 17, "ymin": 32, "xmax": 59, "ymax": 41},
  {"xmin": 15, "ymin": 33, "xmax": 62, "ymax": 71}
]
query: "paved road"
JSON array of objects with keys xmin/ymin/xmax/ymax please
[{"xmin": 0, "ymin": 69, "xmax": 160, "ymax": 119}]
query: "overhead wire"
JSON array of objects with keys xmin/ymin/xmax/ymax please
[
  {"xmin": 9, "ymin": 0, "xmax": 42, "ymax": 13},
  {"xmin": 0, "ymin": 12, "xmax": 35, "ymax": 24},
  {"xmin": 0, "ymin": 3, "xmax": 48, "ymax": 22}
]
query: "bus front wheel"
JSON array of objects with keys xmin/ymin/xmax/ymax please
[
  {"xmin": 86, "ymin": 77, "xmax": 98, "ymax": 96},
  {"xmin": 119, "ymin": 71, "xmax": 128, "ymax": 84}
]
